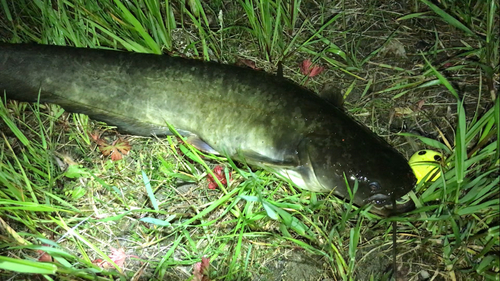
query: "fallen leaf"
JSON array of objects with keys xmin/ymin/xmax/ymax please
[
  {"xmin": 442, "ymin": 62, "xmax": 453, "ymax": 69},
  {"xmin": 394, "ymin": 107, "xmax": 413, "ymax": 117},
  {"xmin": 379, "ymin": 39, "xmax": 407, "ymax": 58},
  {"xmin": 193, "ymin": 257, "xmax": 211, "ymax": 281},
  {"xmin": 108, "ymin": 247, "xmax": 127, "ymax": 267},
  {"xmin": 300, "ymin": 59, "xmax": 324, "ymax": 78},
  {"xmin": 92, "ymin": 134, "xmax": 132, "ymax": 161},
  {"xmin": 237, "ymin": 59, "xmax": 261, "ymax": 70},
  {"xmin": 92, "ymin": 247, "xmax": 139, "ymax": 270},
  {"xmin": 37, "ymin": 250, "xmax": 53, "ymax": 262},
  {"xmin": 207, "ymin": 165, "xmax": 230, "ymax": 190},
  {"xmin": 416, "ymin": 99, "xmax": 425, "ymax": 111},
  {"xmin": 90, "ymin": 131, "xmax": 107, "ymax": 146}
]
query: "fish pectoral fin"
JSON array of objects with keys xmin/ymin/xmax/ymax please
[
  {"xmin": 319, "ymin": 83, "xmax": 344, "ymax": 109},
  {"xmin": 282, "ymin": 136, "xmax": 333, "ymax": 192},
  {"xmin": 239, "ymin": 151, "xmax": 298, "ymax": 168},
  {"xmin": 241, "ymin": 151, "xmax": 320, "ymax": 191},
  {"xmin": 274, "ymin": 166, "xmax": 328, "ymax": 192},
  {"xmin": 186, "ymin": 135, "xmax": 219, "ymax": 155}
]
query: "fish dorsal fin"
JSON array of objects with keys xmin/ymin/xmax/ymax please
[
  {"xmin": 276, "ymin": 61, "xmax": 284, "ymax": 78},
  {"xmin": 319, "ymin": 84, "xmax": 344, "ymax": 109}
]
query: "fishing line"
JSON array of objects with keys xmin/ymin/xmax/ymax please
[{"xmin": 392, "ymin": 197, "xmax": 397, "ymax": 279}]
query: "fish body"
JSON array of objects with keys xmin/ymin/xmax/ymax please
[{"xmin": 0, "ymin": 43, "xmax": 416, "ymax": 215}]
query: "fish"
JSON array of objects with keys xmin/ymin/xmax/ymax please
[{"xmin": 0, "ymin": 43, "xmax": 416, "ymax": 216}]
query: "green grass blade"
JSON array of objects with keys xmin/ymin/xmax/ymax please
[
  {"xmin": 455, "ymin": 100, "xmax": 467, "ymax": 185},
  {"xmin": 0, "ymin": 256, "xmax": 57, "ymax": 274},
  {"xmin": 420, "ymin": 0, "xmax": 477, "ymax": 38}
]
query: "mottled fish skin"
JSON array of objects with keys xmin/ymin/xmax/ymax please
[{"xmin": 0, "ymin": 43, "xmax": 416, "ymax": 216}]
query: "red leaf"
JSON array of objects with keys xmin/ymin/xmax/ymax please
[
  {"xmin": 300, "ymin": 59, "xmax": 324, "ymax": 77},
  {"xmin": 93, "ymin": 247, "xmax": 132, "ymax": 270},
  {"xmin": 193, "ymin": 257, "xmax": 211, "ymax": 281},
  {"xmin": 110, "ymin": 148, "xmax": 123, "ymax": 161},
  {"xmin": 208, "ymin": 182, "xmax": 218, "ymax": 190},
  {"xmin": 93, "ymin": 136, "xmax": 132, "ymax": 161},
  {"xmin": 37, "ymin": 250, "xmax": 53, "ymax": 262},
  {"xmin": 109, "ymin": 247, "xmax": 127, "ymax": 267},
  {"xmin": 442, "ymin": 62, "xmax": 453, "ymax": 68},
  {"xmin": 112, "ymin": 138, "xmax": 132, "ymax": 155},
  {"xmin": 207, "ymin": 165, "xmax": 231, "ymax": 189}
]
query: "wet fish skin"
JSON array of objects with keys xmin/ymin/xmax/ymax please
[{"xmin": 0, "ymin": 43, "xmax": 416, "ymax": 216}]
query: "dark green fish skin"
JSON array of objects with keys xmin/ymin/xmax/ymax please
[{"xmin": 0, "ymin": 43, "xmax": 416, "ymax": 216}]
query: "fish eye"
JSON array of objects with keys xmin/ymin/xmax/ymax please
[{"xmin": 369, "ymin": 182, "xmax": 381, "ymax": 192}]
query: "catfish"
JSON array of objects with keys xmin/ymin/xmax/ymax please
[{"xmin": 0, "ymin": 43, "xmax": 416, "ymax": 216}]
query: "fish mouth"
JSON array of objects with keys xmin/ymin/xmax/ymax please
[
  {"xmin": 365, "ymin": 193, "xmax": 416, "ymax": 216},
  {"xmin": 365, "ymin": 193, "xmax": 392, "ymax": 205}
]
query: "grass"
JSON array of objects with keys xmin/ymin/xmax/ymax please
[{"xmin": 0, "ymin": 0, "xmax": 499, "ymax": 280}]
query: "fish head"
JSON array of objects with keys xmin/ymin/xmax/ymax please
[{"xmin": 300, "ymin": 132, "xmax": 417, "ymax": 215}]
